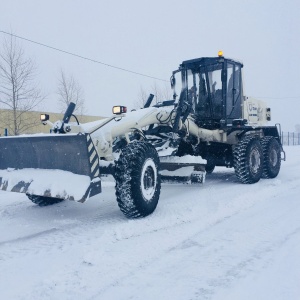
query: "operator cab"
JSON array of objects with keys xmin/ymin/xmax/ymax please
[{"xmin": 171, "ymin": 52, "xmax": 243, "ymax": 129}]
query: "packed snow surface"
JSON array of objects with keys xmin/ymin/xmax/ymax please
[{"xmin": 0, "ymin": 146, "xmax": 300, "ymax": 300}]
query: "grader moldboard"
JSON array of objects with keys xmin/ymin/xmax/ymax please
[{"xmin": 0, "ymin": 52, "xmax": 285, "ymax": 218}]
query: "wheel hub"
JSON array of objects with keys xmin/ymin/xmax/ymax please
[
  {"xmin": 141, "ymin": 159, "xmax": 157, "ymax": 201},
  {"xmin": 143, "ymin": 166, "xmax": 155, "ymax": 189},
  {"xmin": 250, "ymin": 148, "xmax": 261, "ymax": 174},
  {"xmin": 269, "ymin": 149, "xmax": 278, "ymax": 166}
]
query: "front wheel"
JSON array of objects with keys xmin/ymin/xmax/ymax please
[{"xmin": 114, "ymin": 141, "xmax": 161, "ymax": 219}]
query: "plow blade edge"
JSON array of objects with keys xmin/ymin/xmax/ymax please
[{"xmin": 0, "ymin": 133, "xmax": 101, "ymax": 202}]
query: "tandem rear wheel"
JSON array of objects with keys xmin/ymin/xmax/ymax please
[{"xmin": 233, "ymin": 135, "xmax": 281, "ymax": 184}]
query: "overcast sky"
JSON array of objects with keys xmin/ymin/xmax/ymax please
[{"xmin": 1, "ymin": 0, "xmax": 299, "ymax": 131}]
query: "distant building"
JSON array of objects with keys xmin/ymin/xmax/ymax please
[{"xmin": 0, "ymin": 109, "xmax": 103, "ymax": 136}]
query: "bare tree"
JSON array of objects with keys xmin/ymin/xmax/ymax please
[
  {"xmin": 0, "ymin": 36, "xmax": 45, "ymax": 135},
  {"xmin": 134, "ymin": 86, "xmax": 149, "ymax": 108},
  {"xmin": 57, "ymin": 70, "xmax": 85, "ymax": 116},
  {"xmin": 151, "ymin": 82, "xmax": 172, "ymax": 103},
  {"xmin": 134, "ymin": 82, "xmax": 172, "ymax": 109}
]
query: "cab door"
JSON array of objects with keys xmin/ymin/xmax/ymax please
[
  {"xmin": 195, "ymin": 63, "xmax": 224, "ymax": 128},
  {"xmin": 226, "ymin": 62, "xmax": 243, "ymax": 122}
]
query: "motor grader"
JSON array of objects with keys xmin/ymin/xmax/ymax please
[{"xmin": 0, "ymin": 52, "xmax": 285, "ymax": 218}]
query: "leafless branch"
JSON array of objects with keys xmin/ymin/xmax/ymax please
[
  {"xmin": 0, "ymin": 35, "xmax": 45, "ymax": 135},
  {"xmin": 57, "ymin": 70, "xmax": 86, "ymax": 116},
  {"xmin": 134, "ymin": 82, "xmax": 172, "ymax": 109}
]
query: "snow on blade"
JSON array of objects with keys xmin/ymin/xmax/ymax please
[{"xmin": 0, "ymin": 168, "xmax": 91, "ymax": 201}]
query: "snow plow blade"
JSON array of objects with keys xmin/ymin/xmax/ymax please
[
  {"xmin": 159, "ymin": 156, "xmax": 206, "ymax": 183},
  {"xmin": 0, "ymin": 133, "xmax": 101, "ymax": 202}
]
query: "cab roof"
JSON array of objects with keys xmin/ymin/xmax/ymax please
[{"xmin": 180, "ymin": 56, "xmax": 243, "ymax": 70}]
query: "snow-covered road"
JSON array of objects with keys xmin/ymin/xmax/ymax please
[{"xmin": 1, "ymin": 147, "xmax": 299, "ymax": 300}]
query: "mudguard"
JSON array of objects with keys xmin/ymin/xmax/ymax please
[{"xmin": 0, "ymin": 133, "xmax": 101, "ymax": 202}]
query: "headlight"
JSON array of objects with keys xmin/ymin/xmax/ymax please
[
  {"xmin": 40, "ymin": 114, "xmax": 50, "ymax": 122},
  {"xmin": 112, "ymin": 106, "xmax": 127, "ymax": 115}
]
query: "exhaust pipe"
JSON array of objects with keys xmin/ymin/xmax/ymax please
[
  {"xmin": 144, "ymin": 94, "xmax": 154, "ymax": 108},
  {"xmin": 55, "ymin": 102, "xmax": 76, "ymax": 133},
  {"xmin": 63, "ymin": 102, "xmax": 76, "ymax": 124}
]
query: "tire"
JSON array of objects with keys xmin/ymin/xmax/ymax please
[
  {"xmin": 233, "ymin": 135, "xmax": 264, "ymax": 184},
  {"xmin": 115, "ymin": 141, "xmax": 161, "ymax": 219},
  {"xmin": 261, "ymin": 136, "xmax": 281, "ymax": 179},
  {"xmin": 27, "ymin": 194, "xmax": 64, "ymax": 206}
]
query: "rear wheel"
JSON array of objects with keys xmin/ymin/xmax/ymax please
[
  {"xmin": 27, "ymin": 194, "xmax": 64, "ymax": 206},
  {"xmin": 115, "ymin": 141, "xmax": 161, "ymax": 219},
  {"xmin": 233, "ymin": 135, "xmax": 263, "ymax": 184},
  {"xmin": 261, "ymin": 137, "xmax": 281, "ymax": 178}
]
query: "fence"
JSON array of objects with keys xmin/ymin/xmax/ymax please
[{"xmin": 281, "ymin": 132, "xmax": 300, "ymax": 145}]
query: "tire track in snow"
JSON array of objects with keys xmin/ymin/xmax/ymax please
[
  {"xmin": 0, "ymin": 171, "xmax": 240, "ymax": 260},
  {"xmin": 0, "ymin": 175, "xmax": 262, "ymax": 299},
  {"xmin": 85, "ymin": 176, "xmax": 299, "ymax": 300},
  {"xmin": 1, "ymin": 156, "xmax": 299, "ymax": 300},
  {"xmin": 0, "ymin": 173, "xmax": 284, "ymax": 255},
  {"xmin": 0, "ymin": 228, "xmax": 59, "ymax": 246}
]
